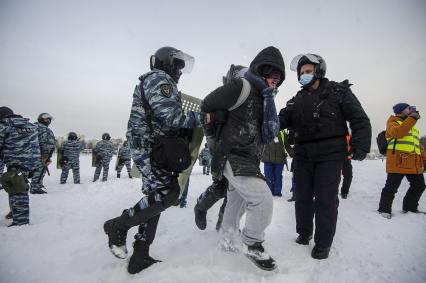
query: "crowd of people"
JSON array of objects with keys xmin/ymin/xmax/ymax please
[{"xmin": 1, "ymin": 45, "xmax": 425, "ymax": 274}]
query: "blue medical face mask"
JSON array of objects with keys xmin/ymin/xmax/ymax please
[{"xmin": 299, "ymin": 74, "xmax": 314, "ymax": 86}]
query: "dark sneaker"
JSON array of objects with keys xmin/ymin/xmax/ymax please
[
  {"xmin": 296, "ymin": 235, "xmax": 312, "ymax": 245},
  {"xmin": 244, "ymin": 242, "xmax": 277, "ymax": 271},
  {"xmin": 311, "ymin": 246, "xmax": 330, "ymax": 260},
  {"xmin": 194, "ymin": 206, "xmax": 207, "ymax": 230},
  {"xmin": 103, "ymin": 217, "xmax": 128, "ymax": 259}
]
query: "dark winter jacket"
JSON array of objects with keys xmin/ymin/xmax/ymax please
[
  {"xmin": 201, "ymin": 46, "xmax": 285, "ymax": 178},
  {"xmin": 279, "ymin": 78, "xmax": 371, "ymax": 161},
  {"xmin": 261, "ymin": 131, "xmax": 293, "ymax": 164}
]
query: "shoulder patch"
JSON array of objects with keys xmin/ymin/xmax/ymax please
[{"xmin": 160, "ymin": 84, "xmax": 173, "ymax": 98}]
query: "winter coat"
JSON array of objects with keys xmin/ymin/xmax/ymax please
[
  {"xmin": 385, "ymin": 115, "xmax": 426, "ymax": 174},
  {"xmin": 279, "ymin": 78, "xmax": 371, "ymax": 162},
  {"xmin": 60, "ymin": 140, "xmax": 84, "ymax": 161},
  {"xmin": 93, "ymin": 140, "xmax": 114, "ymax": 162},
  {"xmin": 118, "ymin": 144, "xmax": 131, "ymax": 161},
  {"xmin": 261, "ymin": 131, "xmax": 293, "ymax": 164},
  {"xmin": 200, "ymin": 147, "xmax": 212, "ymax": 163},
  {"xmin": 0, "ymin": 115, "xmax": 41, "ymax": 173},
  {"xmin": 201, "ymin": 46, "xmax": 285, "ymax": 178},
  {"xmin": 35, "ymin": 122, "xmax": 56, "ymax": 157}
]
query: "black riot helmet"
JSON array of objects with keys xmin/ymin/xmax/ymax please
[
  {"xmin": 0, "ymin": 106, "xmax": 14, "ymax": 119},
  {"xmin": 290, "ymin": 53, "xmax": 327, "ymax": 80},
  {"xmin": 102, "ymin": 133, "xmax": 111, "ymax": 140},
  {"xmin": 37, "ymin": 113, "xmax": 54, "ymax": 126},
  {"xmin": 68, "ymin": 132, "xmax": 78, "ymax": 141},
  {"xmin": 150, "ymin": 46, "xmax": 195, "ymax": 83},
  {"xmin": 222, "ymin": 64, "xmax": 248, "ymax": 85}
]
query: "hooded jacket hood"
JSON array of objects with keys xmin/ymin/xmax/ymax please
[{"xmin": 249, "ymin": 46, "xmax": 285, "ymax": 87}]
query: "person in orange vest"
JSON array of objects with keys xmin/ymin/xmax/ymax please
[
  {"xmin": 340, "ymin": 134, "xmax": 353, "ymax": 199},
  {"xmin": 378, "ymin": 103, "xmax": 426, "ymax": 219}
]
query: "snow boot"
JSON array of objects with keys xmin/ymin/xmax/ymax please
[
  {"xmin": 128, "ymin": 240, "xmax": 161, "ymax": 274},
  {"xmin": 194, "ymin": 205, "xmax": 207, "ymax": 230},
  {"xmin": 311, "ymin": 246, "xmax": 330, "ymax": 260},
  {"xmin": 379, "ymin": 212, "xmax": 391, "ymax": 219},
  {"xmin": 30, "ymin": 188, "xmax": 47, "ymax": 194},
  {"xmin": 244, "ymin": 242, "xmax": 277, "ymax": 271},
  {"xmin": 103, "ymin": 211, "xmax": 130, "ymax": 259},
  {"xmin": 296, "ymin": 235, "xmax": 312, "ymax": 245}
]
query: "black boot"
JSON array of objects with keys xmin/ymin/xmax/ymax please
[
  {"xmin": 117, "ymin": 173, "xmax": 120, "ymax": 178},
  {"xmin": 103, "ymin": 211, "xmax": 130, "ymax": 259},
  {"xmin": 194, "ymin": 205, "xmax": 207, "ymax": 230},
  {"xmin": 296, "ymin": 234, "xmax": 312, "ymax": 245},
  {"xmin": 287, "ymin": 192, "xmax": 295, "ymax": 202},
  {"xmin": 128, "ymin": 240, "xmax": 161, "ymax": 274},
  {"xmin": 311, "ymin": 246, "xmax": 330, "ymax": 260},
  {"xmin": 128, "ymin": 173, "xmax": 133, "ymax": 179}
]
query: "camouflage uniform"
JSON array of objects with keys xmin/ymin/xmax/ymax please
[
  {"xmin": 93, "ymin": 140, "xmax": 114, "ymax": 181},
  {"xmin": 30, "ymin": 122, "xmax": 55, "ymax": 193},
  {"xmin": 60, "ymin": 140, "xmax": 84, "ymax": 184},
  {"xmin": 116, "ymin": 143, "xmax": 132, "ymax": 177},
  {"xmin": 0, "ymin": 115, "xmax": 41, "ymax": 225},
  {"xmin": 200, "ymin": 147, "xmax": 212, "ymax": 175},
  {"xmin": 104, "ymin": 69, "xmax": 200, "ymax": 270}
]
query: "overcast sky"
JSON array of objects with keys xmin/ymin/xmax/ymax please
[{"xmin": 1, "ymin": 0, "xmax": 425, "ymax": 142}]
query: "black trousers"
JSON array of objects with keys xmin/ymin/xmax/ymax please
[
  {"xmin": 378, "ymin": 173, "xmax": 425, "ymax": 213},
  {"xmin": 340, "ymin": 159, "xmax": 353, "ymax": 195},
  {"xmin": 196, "ymin": 177, "xmax": 228, "ymax": 211},
  {"xmin": 295, "ymin": 160, "xmax": 342, "ymax": 249}
]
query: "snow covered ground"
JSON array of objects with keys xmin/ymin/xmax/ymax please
[{"xmin": 0, "ymin": 155, "xmax": 425, "ymax": 283}]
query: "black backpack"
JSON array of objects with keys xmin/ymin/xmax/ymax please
[{"xmin": 376, "ymin": 130, "xmax": 396, "ymax": 155}]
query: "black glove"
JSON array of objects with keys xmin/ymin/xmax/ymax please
[{"xmin": 350, "ymin": 148, "xmax": 367, "ymax": 161}]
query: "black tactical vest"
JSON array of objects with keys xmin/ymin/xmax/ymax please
[{"xmin": 292, "ymin": 79, "xmax": 348, "ymax": 143}]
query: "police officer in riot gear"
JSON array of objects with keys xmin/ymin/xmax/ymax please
[
  {"xmin": 279, "ymin": 54, "xmax": 371, "ymax": 260},
  {"xmin": 103, "ymin": 46, "xmax": 199, "ymax": 274}
]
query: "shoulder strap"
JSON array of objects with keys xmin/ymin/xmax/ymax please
[
  {"xmin": 228, "ymin": 78, "xmax": 251, "ymax": 111},
  {"xmin": 138, "ymin": 79, "xmax": 154, "ymax": 134}
]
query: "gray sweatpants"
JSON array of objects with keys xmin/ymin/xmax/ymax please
[{"xmin": 222, "ymin": 161, "xmax": 273, "ymax": 246}]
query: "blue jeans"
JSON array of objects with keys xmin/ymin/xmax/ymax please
[{"xmin": 264, "ymin": 162, "xmax": 284, "ymax": 196}]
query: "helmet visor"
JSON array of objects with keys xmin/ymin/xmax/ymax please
[
  {"xmin": 290, "ymin": 54, "xmax": 321, "ymax": 72},
  {"xmin": 172, "ymin": 51, "xmax": 195, "ymax": 73}
]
